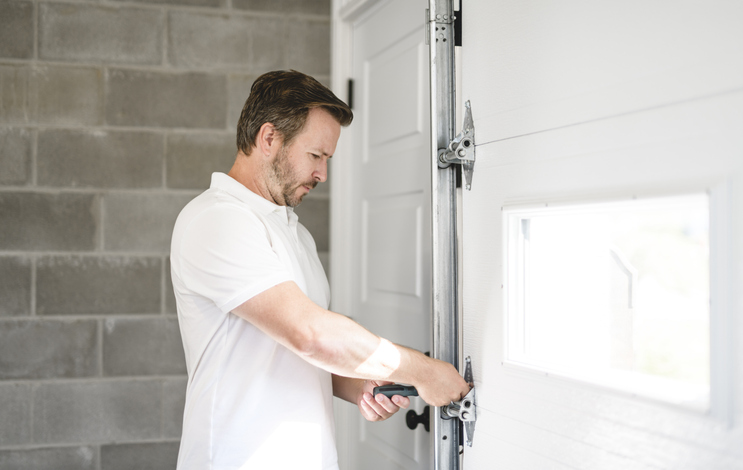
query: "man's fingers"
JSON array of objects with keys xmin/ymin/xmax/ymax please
[
  {"xmin": 391, "ymin": 395, "xmax": 410, "ymax": 410},
  {"xmin": 368, "ymin": 392, "xmax": 395, "ymax": 415},
  {"xmin": 362, "ymin": 392, "xmax": 398, "ymax": 419},
  {"xmin": 373, "ymin": 392, "xmax": 404, "ymax": 413},
  {"xmin": 360, "ymin": 388, "xmax": 413, "ymax": 422},
  {"xmin": 360, "ymin": 397, "xmax": 380, "ymax": 421}
]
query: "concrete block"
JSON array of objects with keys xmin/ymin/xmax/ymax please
[
  {"xmin": 161, "ymin": 377, "xmax": 186, "ymax": 438},
  {"xmin": 103, "ymin": 193, "xmax": 194, "ymax": 252},
  {"xmin": 101, "ymin": 442, "xmax": 179, "ymax": 470},
  {"xmin": 227, "ymin": 74, "xmax": 256, "ymax": 130},
  {"xmin": 0, "ymin": 127, "xmax": 31, "ymax": 186},
  {"xmin": 166, "ymin": 133, "xmax": 235, "ymax": 190},
  {"xmin": 0, "ymin": 447, "xmax": 96, "ymax": 470},
  {"xmin": 37, "ymin": 129, "xmax": 163, "ymax": 189},
  {"xmin": 233, "ymin": 0, "xmax": 330, "ymax": 16},
  {"xmin": 0, "ymin": 192, "xmax": 98, "ymax": 251},
  {"xmin": 0, "ymin": 319, "xmax": 98, "ymax": 379},
  {"xmin": 285, "ymin": 19, "xmax": 331, "ymax": 76},
  {"xmin": 30, "ymin": 66, "xmax": 103, "ymax": 126},
  {"xmin": 0, "ymin": 65, "xmax": 30, "ymax": 124},
  {"xmin": 0, "ymin": 257, "xmax": 31, "ymax": 317},
  {"xmin": 39, "ymin": 3, "xmax": 163, "ymax": 64},
  {"xmin": 106, "ymin": 68, "xmax": 227, "ymax": 129},
  {"xmin": 252, "ymin": 17, "xmax": 289, "ymax": 72},
  {"xmin": 0, "ymin": 383, "xmax": 32, "ymax": 445},
  {"xmin": 33, "ymin": 380, "xmax": 162, "ymax": 444},
  {"xmin": 0, "ymin": 1, "xmax": 34, "ymax": 59},
  {"xmin": 113, "ymin": 0, "xmax": 223, "ymax": 6},
  {"xmin": 103, "ymin": 317, "xmax": 186, "ymax": 376},
  {"xmin": 294, "ymin": 196, "xmax": 329, "ymax": 252},
  {"xmin": 168, "ymin": 11, "xmax": 283, "ymax": 71},
  {"xmin": 36, "ymin": 256, "xmax": 161, "ymax": 315},
  {"xmin": 318, "ymin": 75, "xmax": 332, "ymax": 89}
]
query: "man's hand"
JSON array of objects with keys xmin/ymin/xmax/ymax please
[
  {"xmin": 412, "ymin": 357, "xmax": 471, "ymax": 407},
  {"xmin": 357, "ymin": 380, "xmax": 410, "ymax": 422}
]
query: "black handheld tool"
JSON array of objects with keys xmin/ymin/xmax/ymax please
[{"xmin": 373, "ymin": 384, "xmax": 419, "ymax": 398}]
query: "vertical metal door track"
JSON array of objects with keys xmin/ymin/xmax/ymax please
[{"xmin": 428, "ymin": 0, "xmax": 460, "ymax": 468}]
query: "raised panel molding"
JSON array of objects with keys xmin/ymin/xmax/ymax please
[{"xmin": 361, "ymin": 194, "xmax": 423, "ymax": 302}]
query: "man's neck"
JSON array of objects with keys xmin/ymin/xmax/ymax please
[{"xmin": 228, "ymin": 150, "xmax": 273, "ymax": 203}]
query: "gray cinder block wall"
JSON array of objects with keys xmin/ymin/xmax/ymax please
[{"xmin": 0, "ymin": 0, "xmax": 331, "ymax": 468}]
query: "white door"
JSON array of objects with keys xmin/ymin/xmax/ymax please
[
  {"xmin": 459, "ymin": 1, "xmax": 743, "ymax": 469},
  {"xmin": 330, "ymin": 0, "xmax": 431, "ymax": 469}
]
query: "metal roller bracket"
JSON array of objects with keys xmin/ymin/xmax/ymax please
[
  {"xmin": 441, "ymin": 356, "xmax": 477, "ymax": 446},
  {"xmin": 438, "ymin": 100, "xmax": 476, "ymax": 190}
]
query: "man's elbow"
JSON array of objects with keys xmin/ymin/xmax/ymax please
[
  {"xmin": 291, "ymin": 327, "xmax": 341, "ymax": 366},
  {"xmin": 290, "ymin": 326, "xmax": 323, "ymax": 358}
]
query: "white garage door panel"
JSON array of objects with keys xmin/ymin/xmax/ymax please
[
  {"xmin": 473, "ymin": 404, "xmax": 740, "ymax": 470},
  {"xmin": 477, "ymin": 438, "xmax": 575, "ymax": 470},
  {"xmin": 469, "ymin": 92, "xmax": 743, "ymax": 200},
  {"xmin": 486, "ymin": 378, "xmax": 742, "ymax": 460},
  {"xmin": 477, "ymin": 138, "xmax": 739, "ymax": 200},
  {"xmin": 462, "ymin": 28, "xmax": 743, "ymax": 467},
  {"xmin": 475, "ymin": 91, "xmax": 743, "ymax": 173},
  {"xmin": 462, "ymin": 0, "xmax": 743, "ymax": 143},
  {"xmin": 479, "ymin": 411, "xmax": 660, "ymax": 470}
]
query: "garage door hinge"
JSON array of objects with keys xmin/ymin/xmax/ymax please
[
  {"xmin": 438, "ymin": 100, "xmax": 476, "ymax": 190},
  {"xmin": 441, "ymin": 356, "xmax": 477, "ymax": 446}
]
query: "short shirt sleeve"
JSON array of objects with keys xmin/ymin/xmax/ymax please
[{"xmin": 176, "ymin": 203, "xmax": 293, "ymax": 314}]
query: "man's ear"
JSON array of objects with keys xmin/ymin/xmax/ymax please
[{"xmin": 256, "ymin": 122, "xmax": 280, "ymax": 157}]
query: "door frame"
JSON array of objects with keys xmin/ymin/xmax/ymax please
[
  {"xmin": 331, "ymin": 1, "xmax": 464, "ymax": 468},
  {"xmin": 329, "ymin": 2, "xmax": 391, "ymax": 468}
]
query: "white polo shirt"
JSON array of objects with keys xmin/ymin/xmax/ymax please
[{"xmin": 170, "ymin": 172, "xmax": 337, "ymax": 470}]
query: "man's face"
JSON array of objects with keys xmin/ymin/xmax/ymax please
[{"xmin": 265, "ymin": 108, "xmax": 341, "ymax": 207}]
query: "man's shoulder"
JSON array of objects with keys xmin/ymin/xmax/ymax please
[
  {"xmin": 174, "ymin": 189, "xmax": 266, "ymax": 238},
  {"xmin": 186, "ymin": 188, "xmax": 262, "ymax": 218}
]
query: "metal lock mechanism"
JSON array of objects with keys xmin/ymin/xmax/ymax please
[
  {"xmin": 438, "ymin": 100, "xmax": 476, "ymax": 190},
  {"xmin": 441, "ymin": 356, "xmax": 477, "ymax": 447},
  {"xmin": 372, "ymin": 356, "xmax": 477, "ymax": 446}
]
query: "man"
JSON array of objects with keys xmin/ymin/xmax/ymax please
[{"xmin": 170, "ymin": 70, "xmax": 470, "ymax": 470}]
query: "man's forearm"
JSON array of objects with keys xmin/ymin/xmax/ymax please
[
  {"xmin": 232, "ymin": 281, "xmax": 468, "ymax": 406},
  {"xmin": 232, "ymin": 281, "xmax": 419, "ymax": 382}
]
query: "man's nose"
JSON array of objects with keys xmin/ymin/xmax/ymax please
[{"xmin": 314, "ymin": 159, "xmax": 328, "ymax": 183}]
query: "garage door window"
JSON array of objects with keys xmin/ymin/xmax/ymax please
[{"xmin": 503, "ymin": 194, "xmax": 710, "ymax": 410}]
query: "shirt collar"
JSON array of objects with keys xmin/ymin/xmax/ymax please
[{"xmin": 210, "ymin": 172, "xmax": 298, "ymax": 224}]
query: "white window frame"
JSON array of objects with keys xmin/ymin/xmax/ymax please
[{"xmin": 502, "ymin": 187, "xmax": 733, "ymax": 423}]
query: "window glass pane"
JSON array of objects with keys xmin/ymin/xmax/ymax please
[{"xmin": 506, "ymin": 194, "xmax": 709, "ymax": 407}]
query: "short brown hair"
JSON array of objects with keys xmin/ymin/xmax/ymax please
[{"xmin": 236, "ymin": 70, "xmax": 353, "ymax": 154}]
